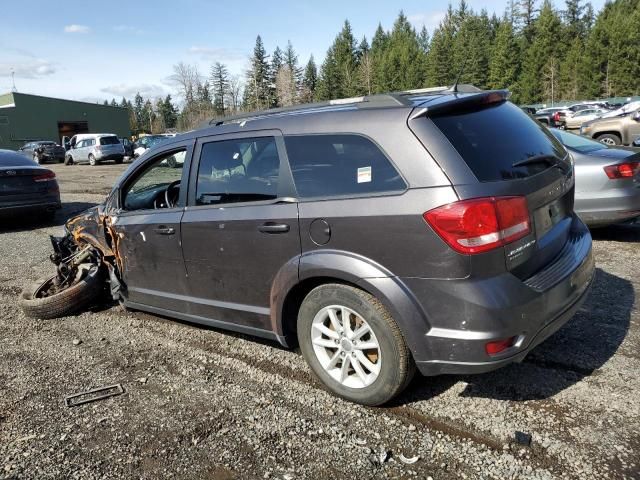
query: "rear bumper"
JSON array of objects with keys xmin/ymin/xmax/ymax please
[
  {"xmin": 576, "ymin": 186, "xmax": 640, "ymax": 226},
  {"xmin": 95, "ymin": 152, "xmax": 124, "ymax": 161},
  {"xmin": 399, "ymin": 216, "xmax": 595, "ymax": 376},
  {"xmin": 0, "ymin": 199, "xmax": 61, "ymax": 216}
]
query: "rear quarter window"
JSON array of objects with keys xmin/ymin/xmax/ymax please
[
  {"xmin": 284, "ymin": 134, "xmax": 406, "ymax": 198},
  {"xmin": 431, "ymin": 101, "xmax": 568, "ymax": 181}
]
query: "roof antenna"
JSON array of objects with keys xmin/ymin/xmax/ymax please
[
  {"xmin": 449, "ymin": 48, "xmax": 470, "ymax": 94},
  {"xmin": 11, "ymin": 69, "xmax": 18, "ymax": 93}
]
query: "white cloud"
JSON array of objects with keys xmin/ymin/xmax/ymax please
[
  {"xmin": 188, "ymin": 46, "xmax": 245, "ymax": 62},
  {"xmin": 407, "ymin": 11, "xmax": 447, "ymax": 32},
  {"xmin": 100, "ymin": 83, "xmax": 166, "ymax": 99},
  {"xmin": 0, "ymin": 59, "xmax": 57, "ymax": 79},
  {"xmin": 64, "ymin": 24, "xmax": 90, "ymax": 34}
]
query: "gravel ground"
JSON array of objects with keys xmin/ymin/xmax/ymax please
[{"xmin": 1, "ymin": 162, "xmax": 638, "ymax": 479}]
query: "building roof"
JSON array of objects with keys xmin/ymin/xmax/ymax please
[{"xmin": 0, "ymin": 92, "xmax": 127, "ymax": 110}]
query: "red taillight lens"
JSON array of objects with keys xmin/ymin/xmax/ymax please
[
  {"xmin": 604, "ymin": 161, "xmax": 639, "ymax": 179},
  {"xmin": 424, "ymin": 196, "xmax": 531, "ymax": 254},
  {"xmin": 553, "ymin": 112, "xmax": 560, "ymax": 121},
  {"xmin": 33, "ymin": 171, "xmax": 56, "ymax": 182},
  {"xmin": 485, "ymin": 336, "xmax": 517, "ymax": 356}
]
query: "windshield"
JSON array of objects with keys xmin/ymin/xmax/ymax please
[{"xmin": 550, "ymin": 129, "xmax": 605, "ymax": 153}]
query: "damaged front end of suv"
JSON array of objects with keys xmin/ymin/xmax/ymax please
[{"xmin": 19, "ymin": 205, "xmax": 125, "ymax": 319}]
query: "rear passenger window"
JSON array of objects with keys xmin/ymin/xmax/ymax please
[
  {"xmin": 195, "ymin": 137, "xmax": 280, "ymax": 205},
  {"xmin": 284, "ymin": 135, "xmax": 406, "ymax": 198}
]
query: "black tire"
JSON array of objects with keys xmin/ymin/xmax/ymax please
[
  {"xmin": 88, "ymin": 154, "xmax": 97, "ymax": 166},
  {"xmin": 297, "ymin": 283, "xmax": 415, "ymax": 406},
  {"xmin": 19, "ymin": 265, "xmax": 103, "ymax": 320},
  {"xmin": 115, "ymin": 156, "xmax": 124, "ymax": 164},
  {"xmin": 65, "ymin": 155, "xmax": 74, "ymax": 166},
  {"xmin": 597, "ymin": 133, "xmax": 621, "ymax": 146}
]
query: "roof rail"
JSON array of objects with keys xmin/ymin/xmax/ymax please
[{"xmin": 207, "ymin": 85, "xmax": 482, "ymax": 126}]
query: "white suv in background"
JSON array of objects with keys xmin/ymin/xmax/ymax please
[{"xmin": 64, "ymin": 134, "xmax": 125, "ymax": 166}]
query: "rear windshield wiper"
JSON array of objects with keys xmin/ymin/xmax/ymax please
[{"xmin": 512, "ymin": 154, "xmax": 569, "ymax": 173}]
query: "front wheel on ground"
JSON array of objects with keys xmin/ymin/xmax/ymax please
[{"xmin": 297, "ymin": 283, "xmax": 415, "ymax": 406}]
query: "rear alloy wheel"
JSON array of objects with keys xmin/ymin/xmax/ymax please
[
  {"xmin": 598, "ymin": 133, "xmax": 621, "ymax": 146},
  {"xmin": 298, "ymin": 284, "xmax": 415, "ymax": 406},
  {"xmin": 88, "ymin": 154, "xmax": 97, "ymax": 166}
]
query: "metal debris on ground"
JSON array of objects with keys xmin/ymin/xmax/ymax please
[
  {"xmin": 64, "ymin": 384, "xmax": 125, "ymax": 407},
  {"xmin": 398, "ymin": 453, "xmax": 420, "ymax": 464},
  {"xmin": 515, "ymin": 431, "xmax": 532, "ymax": 446}
]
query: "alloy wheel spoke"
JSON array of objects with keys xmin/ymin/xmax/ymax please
[
  {"xmin": 355, "ymin": 350, "xmax": 380, "ymax": 375},
  {"xmin": 351, "ymin": 324, "xmax": 371, "ymax": 341},
  {"xmin": 312, "ymin": 322, "xmax": 340, "ymax": 340},
  {"xmin": 354, "ymin": 340, "xmax": 378, "ymax": 350},
  {"xmin": 340, "ymin": 355, "xmax": 351, "ymax": 382},
  {"xmin": 342, "ymin": 307, "xmax": 352, "ymax": 336},
  {"xmin": 350, "ymin": 355, "xmax": 368, "ymax": 384},
  {"xmin": 327, "ymin": 308, "xmax": 341, "ymax": 332},
  {"xmin": 326, "ymin": 350, "xmax": 342, "ymax": 370},
  {"xmin": 312, "ymin": 337, "xmax": 338, "ymax": 349}
]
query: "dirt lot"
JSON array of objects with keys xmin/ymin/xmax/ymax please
[{"xmin": 1, "ymin": 162, "xmax": 639, "ymax": 479}]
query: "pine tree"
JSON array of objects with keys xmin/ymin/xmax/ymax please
[
  {"xmin": 559, "ymin": 36, "xmax": 585, "ymax": 100},
  {"xmin": 158, "ymin": 94, "xmax": 178, "ymax": 129},
  {"xmin": 377, "ymin": 11, "xmax": 426, "ymax": 91},
  {"xmin": 418, "ymin": 26, "xmax": 430, "ymax": 54},
  {"xmin": 110, "ymin": 98, "xmax": 118, "ymax": 107},
  {"xmin": 244, "ymin": 35, "xmax": 272, "ymax": 110},
  {"xmin": 518, "ymin": 0, "xmax": 563, "ymax": 103},
  {"xmin": 452, "ymin": 9, "xmax": 492, "ymax": 89},
  {"xmin": 133, "ymin": 93, "xmax": 145, "ymax": 134},
  {"xmin": 564, "ymin": 0, "xmax": 587, "ymax": 38},
  {"xmin": 426, "ymin": 6, "xmax": 456, "ymax": 86},
  {"xmin": 370, "ymin": 23, "xmax": 390, "ymax": 92},
  {"xmin": 488, "ymin": 17, "xmax": 520, "ymax": 94},
  {"xmin": 316, "ymin": 20, "xmax": 358, "ymax": 100},
  {"xmin": 518, "ymin": 0, "xmax": 538, "ymax": 40},
  {"xmin": 284, "ymin": 41, "xmax": 302, "ymax": 83},
  {"xmin": 301, "ymin": 55, "xmax": 318, "ymax": 102},
  {"xmin": 211, "ymin": 62, "xmax": 230, "ymax": 115}
]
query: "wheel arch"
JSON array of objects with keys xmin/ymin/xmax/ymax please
[
  {"xmin": 271, "ymin": 250, "xmax": 433, "ymax": 360},
  {"xmin": 594, "ymin": 130, "xmax": 623, "ymax": 143}
]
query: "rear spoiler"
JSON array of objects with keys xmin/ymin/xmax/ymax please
[{"xmin": 410, "ymin": 90, "xmax": 511, "ymax": 119}]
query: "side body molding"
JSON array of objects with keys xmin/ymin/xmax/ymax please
[{"xmin": 270, "ymin": 249, "xmax": 434, "ymax": 361}]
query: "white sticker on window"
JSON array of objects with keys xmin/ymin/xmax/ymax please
[{"xmin": 357, "ymin": 166, "xmax": 372, "ymax": 183}]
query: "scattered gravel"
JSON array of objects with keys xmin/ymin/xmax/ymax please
[{"xmin": 1, "ymin": 162, "xmax": 638, "ymax": 479}]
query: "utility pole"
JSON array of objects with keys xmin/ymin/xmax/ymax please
[{"xmin": 11, "ymin": 69, "xmax": 17, "ymax": 92}]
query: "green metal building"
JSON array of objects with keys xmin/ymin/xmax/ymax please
[{"xmin": 0, "ymin": 92, "xmax": 130, "ymax": 151}]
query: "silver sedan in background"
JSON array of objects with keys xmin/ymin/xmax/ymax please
[{"xmin": 551, "ymin": 129, "xmax": 640, "ymax": 227}]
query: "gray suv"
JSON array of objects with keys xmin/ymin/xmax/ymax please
[{"xmin": 20, "ymin": 87, "xmax": 595, "ymax": 405}]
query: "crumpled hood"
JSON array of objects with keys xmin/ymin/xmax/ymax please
[{"xmin": 65, "ymin": 204, "xmax": 114, "ymax": 256}]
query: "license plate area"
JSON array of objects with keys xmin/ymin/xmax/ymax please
[{"xmin": 534, "ymin": 197, "xmax": 568, "ymax": 239}]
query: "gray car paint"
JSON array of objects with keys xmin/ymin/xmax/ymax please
[
  {"xmin": 65, "ymin": 92, "xmax": 595, "ymax": 376},
  {"xmin": 551, "ymin": 129, "xmax": 640, "ymax": 227}
]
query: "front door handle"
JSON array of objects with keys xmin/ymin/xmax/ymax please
[
  {"xmin": 154, "ymin": 226, "xmax": 175, "ymax": 235},
  {"xmin": 258, "ymin": 222, "xmax": 290, "ymax": 234}
]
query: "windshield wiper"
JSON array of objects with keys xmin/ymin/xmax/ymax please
[{"xmin": 512, "ymin": 154, "xmax": 569, "ymax": 173}]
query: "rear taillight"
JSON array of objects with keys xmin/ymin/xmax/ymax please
[
  {"xmin": 604, "ymin": 161, "xmax": 639, "ymax": 179},
  {"xmin": 33, "ymin": 171, "xmax": 56, "ymax": 182},
  {"xmin": 424, "ymin": 196, "xmax": 531, "ymax": 254},
  {"xmin": 553, "ymin": 112, "xmax": 560, "ymax": 122}
]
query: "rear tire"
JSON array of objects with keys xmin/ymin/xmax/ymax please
[
  {"xmin": 19, "ymin": 265, "xmax": 103, "ymax": 319},
  {"xmin": 297, "ymin": 284, "xmax": 415, "ymax": 406},
  {"xmin": 88, "ymin": 154, "xmax": 97, "ymax": 166},
  {"xmin": 597, "ymin": 133, "xmax": 621, "ymax": 146},
  {"xmin": 115, "ymin": 156, "xmax": 123, "ymax": 164}
]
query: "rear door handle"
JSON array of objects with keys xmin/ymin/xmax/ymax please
[
  {"xmin": 154, "ymin": 226, "xmax": 175, "ymax": 235},
  {"xmin": 258, "ymin": 223, "xmax": 290, "ymax": 234}
]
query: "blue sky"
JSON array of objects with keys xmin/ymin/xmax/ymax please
[{"xmin": 0, "ymin": 0, "xmax": 605, "ymax": 104}]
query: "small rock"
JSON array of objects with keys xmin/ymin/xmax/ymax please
[
  {"xmin": 72, "ymin": 339, "xmax": 82, "ymax": 346},
  {"xmin": 408, "ymin": 424, "xmax": 417, "ymax": 431}
]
